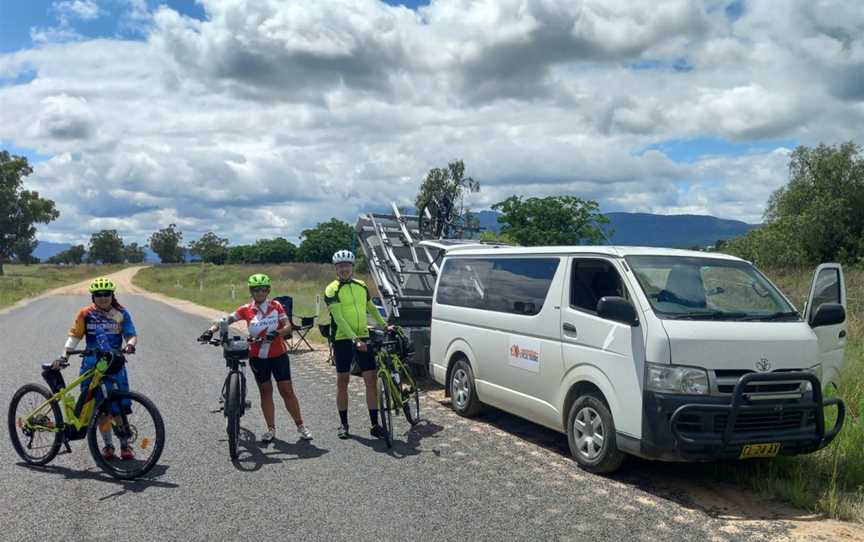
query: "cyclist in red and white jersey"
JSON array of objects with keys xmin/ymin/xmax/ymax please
[{"xmin": 201, "ymin": 273, "xmax": 312, "ymax": 443}]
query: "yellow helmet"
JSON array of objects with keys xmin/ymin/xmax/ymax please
[{"xmin": 88, "ymin": 277, "xmax": 116, "ymax": 293}]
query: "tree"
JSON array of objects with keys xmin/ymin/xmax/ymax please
[
  {"xmin": 149, "ymin": 224, "xmax": 184, "ymax": 263},
  {"xmin": 0, "ymin": 151, "xmax": 59, "ymax": 275},
  {"xmin": 492, "ymin": 195, "xmax": 611, "ymax": 247},
  {"xmin": 415, "ymin": 159, "xmax": 480, "ymax": 238},
  {"xmin": 227, "ymin": 244, "xmax": 254, "ymax": 264},
  {"xmin": 724, "ymin": 142, "xmax": 864, "ymax": 266},
  {"xmin": 88, "ymin": 230, "xmax": 124, "ymax": 264},
  {"xmin": 297, "ymin": 218, "xmax": 355, "ymax": 263},
  {"xmin": 189, "ymin": 232, "xmax": 229, "ymax": 264},
  {"xmin": 123, "ymin": 242, "xmax": 146, "ymax": 264},
  {"xmin": 48, "ymin": 245, "xmax": 86, "ymax": 265},
  {"xmin": 479, "ymin": 230, "xmax": 518, "ymax": 245},
  {"xmin": 12, "ymin": 237, "xmax": 38, "ymax": 265},
  {"xmin": 253, "ymin": 238, "xmax": 296, "ymax": 264}
]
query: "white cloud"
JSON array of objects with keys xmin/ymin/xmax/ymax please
[
  {"xmin": 2, "ymin": 0, "xmax": 864, "ymax": 245},
  {"xmin": 53, "ymin": 1, "xmax": 104, "ymax": 21}
]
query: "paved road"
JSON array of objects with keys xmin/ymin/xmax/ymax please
[{"xmin": 0, "ymin": 294, "xmax": 848, "ymax": 541}]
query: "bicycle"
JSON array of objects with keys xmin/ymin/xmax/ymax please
[
  {"xmin": 198, "ymin": 321, "xmax": 263, "ymax": 460},
  {"xmin": 369, "ymin": 327, "xmax": 421, "ymax": 448},
  {"xmin": 7, "ymin": 348, "xmax": 165, "ymax": 480}
]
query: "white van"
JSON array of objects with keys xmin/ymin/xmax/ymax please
[{"xmin": 428, "ymin": 246, "xmax": 847, "ymax": 473}]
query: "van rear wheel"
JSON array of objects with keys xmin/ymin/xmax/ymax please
[
  {"xmin": 449, "ymin": 359, "xmax": 482, "ymax": 417},
  {"xmin": 567, "ymin": 393, "xmax": 624, "ymax": 474}
]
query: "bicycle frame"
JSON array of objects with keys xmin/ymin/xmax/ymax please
[
  {"xmin": 375, "ymin": 350, "xmax": 416, "ymax": 410},
  {"xmin": 20, "ymin": 358, "xmax": 117, "ymax": 435}
]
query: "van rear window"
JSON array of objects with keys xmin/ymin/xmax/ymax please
[{"xmin": 436, "ymin": 257, "xmax": 560, "ymax": 315}]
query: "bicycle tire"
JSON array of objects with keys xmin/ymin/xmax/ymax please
[
  {"xmin": 225, "ymin": 372, "xmax": 241, "ymax": 460},
  {"xmin": 401, "ymin": 379, "xmax": 421, "ymax": 426},
  {"xmin": 8, "ymin": 384, "xmax": 63, "ymax": 466},
  {"xmin": 377, "ymin": 374, "xmax": 393, "ymax": 448},
  {"xmin": 88, "ymin": 390, "xmax": 165, "ymax": 480}
]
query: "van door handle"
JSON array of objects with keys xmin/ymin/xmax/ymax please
[{"xmin": 563, "ymin": 322, "xmax": 577, "ymax": 334}]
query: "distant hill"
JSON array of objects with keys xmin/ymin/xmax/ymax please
[
  {"xmin": 475, "ymin": 210, "xmax": 756, "ymax": 248},
  {"xmin": 33, "ymin": 241, "xmax": 72, "ymax": 260},
  {"xmin": 33, "ymin": 210, "xmax": 756, "ymax": 261}
]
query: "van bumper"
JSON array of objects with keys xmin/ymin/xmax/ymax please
[{"xmin": 638, "ymin": 372, "xmax": 845, "ymax": 462}]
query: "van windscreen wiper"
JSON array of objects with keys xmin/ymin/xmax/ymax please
[
  {"xmin": 661, "ymin": 310, "xmax": 748, "ymax": 320},
  {"xmin": 737, "ymin": 311, "xmax": 800, "ymax": 321}
]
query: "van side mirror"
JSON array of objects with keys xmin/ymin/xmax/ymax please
[
  {"xmin": 597, "ymin": 296, "xmax": 639, "ymax": 326},
  {"xmin": 810, "ymin": 302, "xmax": 845, "ymax": 328}
]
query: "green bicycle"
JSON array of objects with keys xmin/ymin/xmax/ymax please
[
  {"xmin": 369, "ymin": 328, "xmax": 421, "ymax": 448},
  {"xmin": 7, "ymin": 348, "xmax": 165, "ymax": 480}
]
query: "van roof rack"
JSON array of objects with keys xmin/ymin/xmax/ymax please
[{"xmin": 356, "ymin": 203, "xmax": 483, "ymax": 322}]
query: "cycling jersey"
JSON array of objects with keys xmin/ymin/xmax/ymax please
[
  {"xmin": 68, "ymin": 304, "xmax": 137, "ymax": 399},
  {"xmin": 229, "ymin": 299, "xmax": 289, "ymax": 359},
  {"xmin": 324, "ymin": 278, "xmax": 387, "ymax": 341}
]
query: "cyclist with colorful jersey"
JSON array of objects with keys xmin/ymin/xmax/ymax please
[
  {"xmin": 55, "ymin": 277, "xmax": 138, "ymax": 460},
  {"xmin": 325, "ymin": 250, "xmax": 392, "ymax": 439},
  {"xmin": 200, "ymin": 273, "xmax": 312, "ymax": 443}
]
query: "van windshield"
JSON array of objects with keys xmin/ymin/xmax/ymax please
[{"xmin": 625, "ymin": 256, "xmax": 798, "ymax": 321}]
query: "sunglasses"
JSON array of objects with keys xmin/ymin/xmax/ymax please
[
  {"xmin": 93, "ymin": 291, "xmax": 113, "ymax": 298},
  {"xmin": 250, "ymin": 287, "xmax": 270, "ymax": 293}
]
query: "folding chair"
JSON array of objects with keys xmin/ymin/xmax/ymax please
[
  {"xmin": 318, "ymin": 322, "xmax": 334, "ymax": 365},
  {"xmin": 272, "ymin": 296, "xmax": 316, "ymax": 353}
]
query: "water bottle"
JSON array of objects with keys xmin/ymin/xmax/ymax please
[{"xmin": 393, "ymin": 371, "xmax": 400, "ymax": 385}]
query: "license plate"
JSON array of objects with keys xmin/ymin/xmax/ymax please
[{"xmin": 740, "ymin": 443, "xmax": 781, "ymax": 459}]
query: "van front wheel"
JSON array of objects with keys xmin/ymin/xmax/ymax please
[
  {"xmin": 567, "ymin": 393, "xmax": 624, "ymax": 474},
  {"xmin": 449, "ymin": 359, "xmax": 482, "ymax": 417}
]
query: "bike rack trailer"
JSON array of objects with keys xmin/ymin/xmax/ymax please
[{"xmin": 355, "ymin": 203, "xmax": 488, "ymax": 370}]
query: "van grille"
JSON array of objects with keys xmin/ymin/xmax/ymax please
[
  {"xmin": 712, "ymin": 369, "xmax": 804, "ymax": 398},
  {"xmin": 673, "ymin": 410, "xmax": 816, "ymax": 436}
]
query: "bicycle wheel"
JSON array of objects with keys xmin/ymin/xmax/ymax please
[
  {"xmin": 225, "ymin": 372, "xmax": 241, "ymax": 460},
  {"xmin": 8, "ymin": 384, "xmax": 63, "ymax": 466},
  {"xmin": 376, "ymin": 374, "xmax": 393, "ymax": 448},
  {"xmin": 88, "ymin": 390, "xmax": 165, "ymax": 480},
  {"xmin": 401, "ymin": 377, "xmax": 421, "ymax": 426}
]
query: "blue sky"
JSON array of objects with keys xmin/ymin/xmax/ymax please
[
  {"xmin": 0, "ymin": 1, "xmax": 428, "ymax": 53},
  {"xmin": 0, "ymin": 0, "xmax": 859, "ymax": 244}
]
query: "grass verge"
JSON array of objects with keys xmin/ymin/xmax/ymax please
[
  {"xmin": 0, "ymin": 264, "xmax": 126, "ymax": 309},
  {"xmin": 721, "ymin": 266, "xmax": 864, "ymax": 522},
  {"xmin": 132, "ymin": 263, "xmax": 372, "ymax": 343}
]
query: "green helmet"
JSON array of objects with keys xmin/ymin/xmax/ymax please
[
  {"xmin": 89, "ymin": 277, "xmax": 116, "ymax": 293},
  {"xmin": 247, "ymin": 273, "xmax": 271, "ymax": 288}
]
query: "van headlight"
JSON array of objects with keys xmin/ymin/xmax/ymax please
[
  {"xmin": 646, "ymin": 363, "xmax": 709, "ymax": 395},
  {"xmin": 803, "ymin": 364, "xmax": 822, "ymax": 392}
]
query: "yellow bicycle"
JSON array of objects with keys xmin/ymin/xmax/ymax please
[
  {"xmin": 370, "ymin": 328, "xmax": 420, "ymax": 448},
  {"xmin": 7, "ymin": 348, "xmax": 165, "ymax": 480}
]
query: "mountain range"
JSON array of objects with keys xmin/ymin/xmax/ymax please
[
  {"xmin": 474, "ymin": 211, "xmax": 756, "ymax": 248},
  {"xmin": 33, "ymin": 211, "xmax": 757, "ymax": 261}
]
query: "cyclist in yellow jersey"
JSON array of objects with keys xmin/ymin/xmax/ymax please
[{"xmin": 325, "ymin": 250, "xmax": 392, "ymax": 439}]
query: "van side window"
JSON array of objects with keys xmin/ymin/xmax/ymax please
[
  {"xmin": 437, "ymin": 257, "xmax": 560, "ymax": 315},
  {"xmin": 570, "ymin": 259, "xmax": 627, "ymax": 313}
]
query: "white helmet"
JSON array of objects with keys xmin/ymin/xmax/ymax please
[{"xmin": 332, "ymin": 250, "xmax": 356, "ymax": 265}]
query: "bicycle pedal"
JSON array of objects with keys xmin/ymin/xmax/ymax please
[{"xmin": 244, "ymin": 400, "xmax": 252, "ymax": 408}]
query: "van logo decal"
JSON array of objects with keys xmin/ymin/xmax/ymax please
[
  {"xmin": 756, "ymin": 358, "xmax": 772, "ymax": 372},
  {"xmin": 508, "ymin": 336, "xmax": 541, "ymax": 374}
]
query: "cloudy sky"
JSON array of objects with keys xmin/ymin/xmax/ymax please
[{"xmin": 1, "ymin": 0, "xmax": 863, "ymax": 246}]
